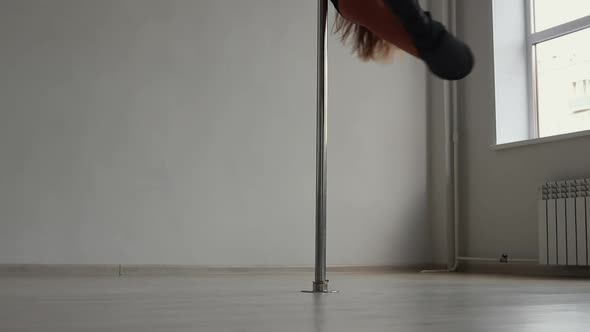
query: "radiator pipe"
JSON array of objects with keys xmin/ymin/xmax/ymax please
[{"xmin": 450, "ymin": 0, "xmax": 460, "ymax": 271}]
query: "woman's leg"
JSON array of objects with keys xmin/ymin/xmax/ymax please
[{"xmin": 382, "ymin": 0, "xmax": 474, "ymax": 80}]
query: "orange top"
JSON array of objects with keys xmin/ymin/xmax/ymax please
[{"xmin": 337, "ymin": 0, "xmax": 419, "ymax": 57}]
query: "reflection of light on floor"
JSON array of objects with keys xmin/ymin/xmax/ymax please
[
  {"xmin": 519, "ymin": 305, "xmax": 590, "ymax": 332},
  {"xmin": 313, "ymin": 294, "xmax": 326, "ymax": 332}
]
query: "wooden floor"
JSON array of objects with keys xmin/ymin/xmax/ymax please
[{"xmin": 1, "ymin": 272, "xmax": 590, "ymax": 331}]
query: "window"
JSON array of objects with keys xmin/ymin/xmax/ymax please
[{"xmin": 527, "ymin": 0, "xmax": 590, "ymax": 138}]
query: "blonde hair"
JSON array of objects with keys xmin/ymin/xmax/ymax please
[{"xmin": 333, "ymin": 13, "xmax": 396, "ymax": 61}]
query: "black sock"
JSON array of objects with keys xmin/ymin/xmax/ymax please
[{"xmin": 382, "ymin": 0, "xmax": 444, "ymax": 51}]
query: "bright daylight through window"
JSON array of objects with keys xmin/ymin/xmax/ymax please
[{"xmin": 531, "ymin": 0, "xmax": 590, "ymax": 137}]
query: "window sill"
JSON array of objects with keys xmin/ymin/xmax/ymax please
[{"xmin": 491, "ymin": 129, "xmax": 590, "ymax": 151}]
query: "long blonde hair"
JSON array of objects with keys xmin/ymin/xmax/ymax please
[{"xmin": 333, "ymin": 13, "xmax": 396, "ymax": 61}]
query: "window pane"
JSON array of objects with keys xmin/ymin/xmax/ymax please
[
  {"xmin": 536, "ymin": 28, "xmax": 590, "ymax": 137},
  {"xmin": 533, "ymin": 0, "xmax": 590, "ymax": 32}
]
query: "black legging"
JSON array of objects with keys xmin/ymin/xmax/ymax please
[{"xmin": 330, "ymin": 0, "xmax": 474, "ymax": 80}]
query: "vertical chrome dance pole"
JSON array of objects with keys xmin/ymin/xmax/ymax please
[{"xmin": 303, "ymin": 0, "xmax": 337, "ymax": 294}]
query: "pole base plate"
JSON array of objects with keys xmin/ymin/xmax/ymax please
[
  {"xmin": 301, "ymin": 281, "xmax": 339, "ymax": 293},
  {"xmin": 301, "ymin": 290, "xmax": 339, "ymax": 293}
]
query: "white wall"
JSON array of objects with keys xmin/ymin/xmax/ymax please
[
  {"xmin": 430, "ymin": 0, "xmax": 590, "ymax": 264},
  {"xmin": 0, "ymin": 0, "xmax": 429, "ymax": 266}
]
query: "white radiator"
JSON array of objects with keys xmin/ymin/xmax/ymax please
[{"xmin": 539, "ymin": 179, "xmax": 590, "ymax": 266}]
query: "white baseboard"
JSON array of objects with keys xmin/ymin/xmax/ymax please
[
  {"xmin": 0, "ymin": 264, "xmax": 121, "ymax": 277},
  {"xmin": 0, "ymin": 264, "xmax": 436, "ymax": 277},
  {"xmin": 459, "ymin": 261, "xmax": 590, "ymax": 278},
  {"xmin": 6, "ymin": 263, "xmax": 587, "ymax": 278}
]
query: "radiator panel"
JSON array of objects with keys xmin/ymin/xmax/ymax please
[
  {"xmin": 539, "ymin": 200, "xmax": 548, "ymax": 265},
  {"xmin": 539, "ymin": 179, "xmax": 590, "ymax": 266},
  {"xmin": 547, "ymin": 199, "xmax": 558, "ymax": 265},
  {"xmin": 576, "ymin": 197, "xmax": 587, "ymax": 266}
]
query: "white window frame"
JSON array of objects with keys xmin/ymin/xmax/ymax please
[{"xmin": 525, "ymin": 1, "xmax": 590, "ymax": 138}]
